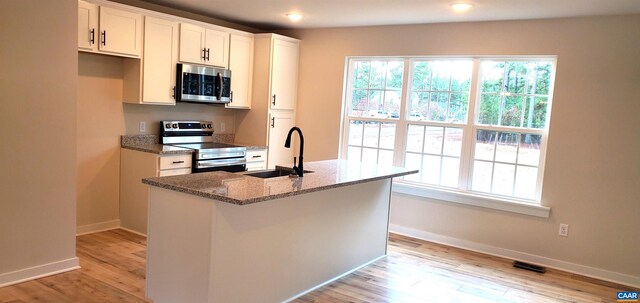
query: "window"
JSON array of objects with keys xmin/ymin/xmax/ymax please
[{"xmin": 340, "ymin": 57, "xmax": 555, "ymax": 209}]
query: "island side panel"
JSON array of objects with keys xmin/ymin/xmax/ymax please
[
  {"xmin": 208, "ymin": 178, "xmax": 392, "ymax": 303},
  {"xmin": 146, "ymin": 187, "xmax": 214, "ymax": 303}
]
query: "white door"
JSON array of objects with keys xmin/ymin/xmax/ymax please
[
  {"xmin": 270, "ymin": 38, "xmax": 299, "ymax": 110},
  {"xmin": 142, "ymin": 16, "xmax": 179, "ymax": 105},
  {"xmin": 77, "ymin": 0, "xmax": 97, "ymax": 51},
  {"xmin": 267, "ymin": 112, "xmax": 295, "ymax": 169},
  {"xmin": 226, "ymin": 34, "xmax": 253, "ymax": 109},
  {"xmin": 179, "ymin": 23, "xmax": 206, "ymax": 64},
  {"xmin": 98, "ymin": 6, "xmax": 142, "ymax": 57},
  {"xmin": 204, "ymin": 29, "xmax": 229, "ymax": 68}
]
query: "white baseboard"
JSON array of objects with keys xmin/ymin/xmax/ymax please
[
  {"xmin": 76, "ymin": 219, "xmax": 121, "ymax": 236},
  {"xmin": 0, "ymin": 258, "xmax": 80, "ymax": 288},
  {"xmin": 389, "ymin": 224, "xmax": 640, "ymax": 289}
]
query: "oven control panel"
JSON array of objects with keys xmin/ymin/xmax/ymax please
[{"xmin": 161, "ymin": 120, "xmax": 213, "ymax": 131}]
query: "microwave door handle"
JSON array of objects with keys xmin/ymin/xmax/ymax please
[{"xmin": 216, "ymin": 73, "xmax": 223, "ymax": 100}]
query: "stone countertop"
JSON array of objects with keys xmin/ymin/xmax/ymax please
[
  {"xmin": 122, "ymin": 144, "xmax": 195, "ymax": 155},
  {"xmin": 142, "ymin": 160, "xmax": 418, "ymax": 205}
]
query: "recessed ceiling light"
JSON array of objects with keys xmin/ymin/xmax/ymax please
[
  {"xmin": 451, "ymin": 3, "xmax": 473, "ymax": 12},
  {"xmin": 286, "ymin": 13, "xmax": 303, "ymax": 22}
]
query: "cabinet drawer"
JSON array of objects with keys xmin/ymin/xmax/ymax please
[
  {"xmin": 246, "ymin": 149, "xmax": 267, "ymax": 162},
  {"xmin": 158, "ymin": 167, "xmax": 192, "ymax": 177},
  {"xmin": 246, "ymin": 161, "xmax": 266, "ymax": 171},
  {"xmin": 159, "ymin": 154, "xmax": 192, "ymax": 169}
]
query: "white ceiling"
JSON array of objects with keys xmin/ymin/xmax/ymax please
[{"xmin": 139, "ymin": 0, "xmax": 640, "ymax": 30}]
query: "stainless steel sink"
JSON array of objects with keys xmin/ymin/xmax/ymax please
[{"xmin": 242, "ymin": 167, "xmax": 313, "ymax": 179}]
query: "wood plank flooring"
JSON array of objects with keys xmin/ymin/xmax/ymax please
[{"xmin": 0, "ymin": 229, "xmax": 636, "ymax": 302}]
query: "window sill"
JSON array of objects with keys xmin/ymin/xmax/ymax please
[{"xmin": 392, "ymin": 182, "xmax": 551, "ymax": 218}]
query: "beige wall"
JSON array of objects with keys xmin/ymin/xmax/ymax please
[
  {"xmin": 77, "ymin": 53, "xmax": 235, "ymax": 230},
  {"xmin": 0, "ymin": 0, "xmax": 78, "ymax": 275},
  {"xmin": 284, "ymin": 15, "xmax": 640, "ymax": 281}
]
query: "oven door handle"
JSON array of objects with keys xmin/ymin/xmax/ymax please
[{"xmin": 197, "ymin": 159, "xmax": 247, "ymax": 168}]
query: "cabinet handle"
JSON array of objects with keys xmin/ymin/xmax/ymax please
[
  {"xmin": 172, "ymin": 160, "xmax": 185, "ymax": 164},
  {"xmin": 172, "ymin": 86, "xmax": 176, "ymax": 99},
  {"xmin": 90, "ymin": 29, "xmax": 95, "ymax": 45},
  {"xmin": 202, "ymin": 48, "xmax": 206, "ymax": 60},
  {"xmin": 230, "ymin": 91, "xmax": 233, "ymax": 103},
  {"xmin": 252, "ymin": 155, "xmax": 262, "ymax": 158},
  {"xmin": 206, "ymin": 48, "xmax": 211, "ymax": 61},
  {"xmin": 272, "ymin": 94, "xmax": 276, "ymax": 106},
  {"xmin": 101, "ymin": 30, "xmax": 106, "ymax": 46},
  {"xmin": 271, "ymin": 117, "xmax": 275, "ymax": 128}
]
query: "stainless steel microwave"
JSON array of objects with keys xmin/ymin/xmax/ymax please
[{"xmin": 176, "ymin": 63, "xmax": 232, "ymax": 104}]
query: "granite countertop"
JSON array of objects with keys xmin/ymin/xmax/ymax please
[
  {"xmin": 123, "ymin": 144, "xmax": 195, "ymax": 155},
  {"xmin": 142, "ymin": 159, "xmax": 418, "ymax": 205},
  {"xmin": 121, "ymin": 134, "xmax": 266, "ymax": 154}
]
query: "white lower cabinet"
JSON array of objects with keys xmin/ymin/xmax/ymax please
[
  {"xmin": 267, "ymin": 112, "xmax": 295, "ymax": 169},
  {"xmin": 246, "ymin": 149, "xmax": 267, "ymax": 171},
  {"xmin": 120, "ymin": 149, "xmax": 191, "ymax": 235}
]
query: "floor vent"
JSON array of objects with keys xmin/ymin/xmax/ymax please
[{"xmin": 513, "ymin": 261, "xmax": 546, "ymax": 273}]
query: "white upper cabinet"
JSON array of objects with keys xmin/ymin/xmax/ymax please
[
  {"xmin": 226, "ymin": 34, "xmax": 254, "ymax": 109},
  {"xmin": 98, "ymin": 6, "xmax": 143, "ymax": 57},
  {"xmin": 270, "ymin": 38, "xmax": 299, "ymax": 111},
  {"xmin": 141, "ymin": 16, "xmax": 179, "ymax": 105},
  {"xmin": 78, "ymin": 0, "xmax": 98, "ymax": 51},
  {"xmin": 179, "ymin": 23, "xmax": 229, "ymax": 68}
]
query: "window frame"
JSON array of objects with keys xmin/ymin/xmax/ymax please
[{"xmin": 339, "ymin": 56, "xmax": 556, "ymax": 217}]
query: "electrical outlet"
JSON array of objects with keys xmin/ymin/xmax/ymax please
[
  {"xmin": 139, "ymin": 121, "xmax": 146, "ymax": 133},
  {"xmin": 220, "ymin": 122, "xmax": 226, "ymax": 132},
  {"xmin": 559, "ymin": 223, "xmax": 569, "ymax": 237}
]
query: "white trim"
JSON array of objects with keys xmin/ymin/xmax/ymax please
[
  {"xmin": 393, "ymin": 182, "xmax": 550, "ymax": 218},
  {"xmin": 119, "ymin": 227, "xmax": 148, "ymax": 237},
  {"xmin": 389, "ymin": 224, "xmax": 640, "ymax": 289},
  {"xmin": 76, "ymin": 219, "xmax": 121, "ymax": 236},
  {"xmin": 0, "ymin": 258, "xmax": 80, "ymax": 288},
  {"xmin": 283, "ymin": 255, "xmax": 386, "ymax": 303}
]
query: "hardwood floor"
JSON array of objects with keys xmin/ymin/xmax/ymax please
[{"xmin": 0, "ymin": 229, "xmax": 635, "ymax": 302}]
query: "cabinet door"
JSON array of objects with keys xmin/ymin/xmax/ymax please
[
  {"xmin": 270, "ymin": 38, "xmax": 299, "ymax": 110},
  {"xmin": 78, "ymin": 0, "xmax": 98, "ymax": 51},
  {"xmin": 205, "ymin": 29, "xmax": 230, "ymax": 68},
  {"xmin": 267, "ymin": 112, "xmax": 295, "ymax": 169},
  {"xmin": 98, "ymin": 6, "xmax": 142, "ymax": 57},
  {"xmin": 179, "ymin": 23, "xmax": 206, "ymax": 64},
  {"xmin": 143, "ymin": 16, "xmax": 179, "ymax": 105},
  {"xmin": 226, "ymin": 34, "xmax": 253, "ymax": 109}
]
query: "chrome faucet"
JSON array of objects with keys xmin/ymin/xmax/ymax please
[{"xmin": 284, "ymin": 127, "xmax": 304, "ymax": 177}]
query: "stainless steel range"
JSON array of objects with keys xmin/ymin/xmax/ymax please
[{"xmin": 160, "ymin": 120, "xmax": 247, "ymax": 173}]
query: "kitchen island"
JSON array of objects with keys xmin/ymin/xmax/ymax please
[{"xmin": 142, "ymin": 160, "xmax": 417, "ymax": 303}]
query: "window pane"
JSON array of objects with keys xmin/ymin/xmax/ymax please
[
  {"xmin": 443, "ymin": 128, "xmax": 463, "ymax": 157},
  {"xmin": 523, "ymin": 97, "xmax": 548, "ymax": 129},
  {"xmin": 441, "ymin": 157, "xmax": 460, "ymax": 187},
  {"xmin": 450, "ymin": 61, "xmax": 472, "ymax": 92},
  {"xmin": 501, "ymin": 95, "xmax": 524, "ymax": 127},
  {"xmin": 515, "ymin": 166, "xmax": 538, "ymax": 199},
  {"xmin": 386, "ymin": 61, "xmax": 404, "ymax": 89},
  {"xmin": 422, "ymin": 155, "xmax": 441, "ymax": 184},
  {"xmin": 362, "ymin": 122, "xmax": 380, "ymax": 147},
  {"xmin": 353, "ymin": 61, "xmax": 370, "ymax": 89},
  {"xmin": 406, "ymin": 125, "xmax": 424, "ymax": 153},
  {"xmin": 383, "ymin": 91, "xmax": 401, "ymax": 119},
  {"xmin": 348, "ymin": 120, "xmax": 363, "ymax": 146},
  {"xmin": 475, "ymin": 130, "xmax": 496, "ymax": 161},
  {"xmin": 362, "ymin": 148, "xmax": 378, "ymax": 164},
  {"xmin": 368, "ymin": 91, "xmax": 382, "ymax": 114},
  {"xmin": 408, "ymin": 92, "xmax": 428, "ymax": 120},
  {"xmin": 428, "ymin": 92, "xmax": 448, "ymax": 121},
  {"xmin": 347, "ymin": 146, "xmax": 361, "ymax": 162},
  {"xmin": 350, "ymin": 89, "xmax": 368, "ymax": 116},
  {"xmin": 495, "ymin": 132, "xmax": 519, "ymax": 163},
  {"xmin": 478, "ymin": 94, "xmax": 500, "ymax": 125},
  {"xmin": 379, "ymin": 123, "xmax": 396, "ymax": 149},
  {"xmin": 424, "ymin": 126, "xmax": 443, "ymax": 154},
  {"xmin": 379, "ymin": 150, "xmax": 394, "ymax": 167},
  {"xmin": 518, "ymin": 134, "xmax": 541, "ymax": 166},
  {"xmin": 492, "ymin": 163, "xmax": 515, "ymax": 196},
  {"xmin": 530, "ymin": 62, "xmax": 552, "ymax": 95},
  {"xmin": 412, "ymin": 61, "xmax": 432, "ymax": 91},
  {"xmin": 472, "ymin": 160, "xmax": 493, "ymax": 192},
  {"xmin": 504, "ymin": 62, "xmax": 527, "ymax": 94},
  {"xmin": 449, "ymin": 93, "xmax": 468, "ymax": 123},
  {"xmin": 480, "ymin": 61, "xmax": 504, "ymax": 93},
  {"xmin": 369, "ymin": 61, "xmax": 386, "ymax": 89},
  {"xmin": 404, "ymin": 153, "xmax": 422, "ymax": 182},
  {"xmin": 431, "ymin": 62, "xmax": 451, "ymax": 91}
]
